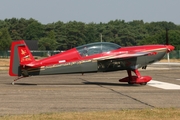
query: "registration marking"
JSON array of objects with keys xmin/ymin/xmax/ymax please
[{"xmin": 148, "ymin": 80, "xmax": 180, "ymax": 90}]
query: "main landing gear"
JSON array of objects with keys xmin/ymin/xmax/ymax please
[{"xmin": 119, "ymin": 69, "xmax": 152, "ymax": 85}]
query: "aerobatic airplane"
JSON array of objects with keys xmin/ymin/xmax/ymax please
[{"xmin": 9, "ymin": 31, "xmax": 174, "ymax": 85}]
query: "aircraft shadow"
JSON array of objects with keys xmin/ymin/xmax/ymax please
[
  {"xmin": 6, "ymin": 83, "xmax": 37, "ymax": 86},
  {"xmin": 6, "ymin": 82, "xmax": 140, "ymax": 87},
  {"xmin": 83, "ymin": 82, "xmax": 140, "ymax": 87}
]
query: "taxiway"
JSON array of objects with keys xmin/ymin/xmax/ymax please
[{"xmin": 0, "ymin": 63, "xmax": 180, "ymax": 115}]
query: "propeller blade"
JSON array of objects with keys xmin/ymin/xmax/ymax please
[{"xmin": 166, "ymin": 28, "xmax": 169, "ymax": 45}]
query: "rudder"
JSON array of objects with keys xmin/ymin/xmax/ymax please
[{"xmin": 9, "ymin": 40, "xmax": 35, "ymax": 76}]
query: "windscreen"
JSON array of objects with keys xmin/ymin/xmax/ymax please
[{"xmin": 76, "ymin": 42, "xmax": 121, "ymax": 57}]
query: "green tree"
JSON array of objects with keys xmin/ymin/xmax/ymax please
[
  {"xmin": 84, "ymin": 23, "xmax": 98, "ymax": 43},
  {"xmin": 38, "ymin": 30, "xmax": 57, "ymax": 50},
  {"xmin": 0, "ymin": 28, "xmax": 12, "ymax": 50},
  {"xmin": 168, "ymin": 30, "xmax": 180, "ymax": 50},
  {"xmin": 54, "ymin": 21, "xmax": 68, "ymax": 50},
  {"xmin": 4, "ymin": 18, "xmax": 21, "ymax": 40},
  {"xmin": 38, "ymin": 37, "xmax": 57, "ymax": 50},
  {"xmin": 0, "ymin": 20, "xmax": 8, "ymax": 28},
  {"xmin": 1, "ymin": 17, "xmax": 180, "ymax": 51},
  {"xmin": 24, "ymin": 21, "xmax": 44, "ymax": 40},
  {"xmin": 138, "ymin": 30, "xmax": 180, "ymax": 50},
  {"xmin": 65, "ymin": 21, "xmax": 86, "ymax": 49}
]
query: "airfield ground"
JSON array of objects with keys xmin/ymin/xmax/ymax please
[{"xmin": 0, "ymin": 61, "xmax": 180, "ymax": 116}]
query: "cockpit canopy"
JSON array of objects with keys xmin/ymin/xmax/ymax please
[{"xmin": 76, "ymin": 42, "xmax": 121, "ymax": 57}]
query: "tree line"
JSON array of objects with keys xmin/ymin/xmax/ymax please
[{"xmin": 0, "ymin": 18, "xmax": 180, "ymax": 51}]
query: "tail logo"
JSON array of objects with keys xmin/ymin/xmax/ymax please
[
  {"xmin": 21, "ymin": 55, "xmax": 32, "ymax": 62},
  {"xmin": 19, "ymin": 48, "xmax": 32, "ymax": 63},
  {"xmin": 21, "ymin": 49, "xmax": 26, "ymax": 55}
]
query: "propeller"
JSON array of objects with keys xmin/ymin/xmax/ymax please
[
  {"xmin": 165, "ymin": 28, "xmax": 169, "ymax": 45},
  {"xmin": 165, "ymin": 28, "xmax": 175, "ymax": 63},
  {"xmin": 165, "ymin": 28, "xmax": 174, "ymax": 52}
]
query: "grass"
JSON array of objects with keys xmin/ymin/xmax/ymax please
[
  {"xmin": 1, "ymin": 108, "xmax": 180, "ymax": 120},
  {"xmin": 0, "ymin": 59, "xmax": 9, "ymax": 70},
  {"xmin": 0, "ymin": 59, "xmax": 9, "ymax": 66}
]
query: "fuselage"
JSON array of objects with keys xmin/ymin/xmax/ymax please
[{"xmin": 21, "ymin": 42, "xmax": 174, "ymax": 76}]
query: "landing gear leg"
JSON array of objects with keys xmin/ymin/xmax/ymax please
[
  {"xmin": 127, "ymin": 70, "xmax": 134, "ymax": 85},
  {"xmin": 12, "ymin": 76, "xmax": 25, "ymax": 85}
]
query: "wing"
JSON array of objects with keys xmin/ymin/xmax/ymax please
[
  {"xmin": 92, "ymin": 51, "xmax": 157, "ymax": 71},
  {"xmin": 93, "ymin": 51, "xmax": 155, "ymax": 61}
]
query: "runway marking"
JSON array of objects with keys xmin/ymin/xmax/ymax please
[
  {"xmin": 154, "ymin": 62, "xmax": 180, "ymax": 65},
  {"xmin": 148, "ymin": 80, "xmax": 180, "ymax": 90}
]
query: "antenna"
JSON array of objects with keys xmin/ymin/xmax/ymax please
[{"xmin": 100, "ymin": 33, "xmax": 102, "ymax": 42}]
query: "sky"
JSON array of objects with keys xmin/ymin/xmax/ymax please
[{"xmin": 0, "ymin": 0, "xmax": 180, "ymax": 25}]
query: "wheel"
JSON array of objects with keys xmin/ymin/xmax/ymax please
[{"xmin": 140, "ymin": 82, "xmax": 147, "ymax": 85}]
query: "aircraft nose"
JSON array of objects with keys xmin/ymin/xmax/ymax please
[{"xmin": 166, "ymin": 45, "xmax": 175, "ymax": 52}]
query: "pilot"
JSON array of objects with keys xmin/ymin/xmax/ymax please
[{"xmin": 83, "ymin": 47, "xmax": 88, "ymax": 56}]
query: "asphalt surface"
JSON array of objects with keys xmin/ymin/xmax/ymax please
[{"xmin": 0, "ymin": 63, "xmax": 180, "ymax": 115}]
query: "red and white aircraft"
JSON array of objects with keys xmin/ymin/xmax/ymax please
[{"xmin": 9, "ymin": 35, "xmax": 174, "ymax": 85}]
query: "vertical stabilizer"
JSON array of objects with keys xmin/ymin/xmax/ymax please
[{"xmin": 9, "ymin": 40, "xmax": 35, "ymax": 76}]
